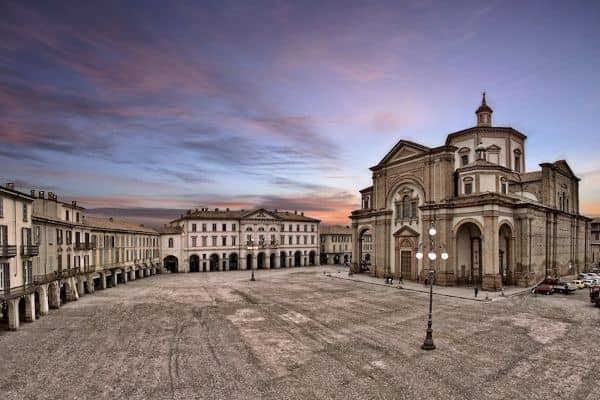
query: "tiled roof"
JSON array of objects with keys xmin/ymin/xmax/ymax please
[
  {"xmin": 320, "ymin": 225, "xmax": 352, "ymax": 235},
  {"xmin": 157, "ymin": 225, "xmax": 184, "ymax": 234},
  {"xmin": 84, "ymin": 216, "xmax": 158, "ymax": 234},
  {"xmin": 518, "ymin": 171, "xmax": 542, "ymax": 182},
  {"xmin": 173, "ymin": 208, "xmax": 320, "ymax": 223}
]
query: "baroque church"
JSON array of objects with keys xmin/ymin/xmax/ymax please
[{"xmin": 350, "ymin": 94, "xmax": 591, "ymax": 290}]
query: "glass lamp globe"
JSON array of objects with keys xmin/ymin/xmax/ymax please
[
  {"xmin": 428, "ymin": 251, "xmax": 437, "ymax": 261},
  {"xmin": 428, "ymin": 226, "xmax": 437, "ymax": 236},
  {"xmin": 441, "ymin": 251, "xmax": 449, "ymax": 260},
  {"xmin": 416, "ymin": 251, "xmax": 423, "ymax": 260}
]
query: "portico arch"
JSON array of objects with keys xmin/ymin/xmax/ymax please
[
  {"xmin": 454, "ymin": 220, "xmax": 483, "ymax": 286},
  {"xmin": 229, "ymin": 253, "xmax": 238, "ymax": 270},
  {"xmin": 189, "ymin": 254, "xmax": 200, "ymax": 273},
  {"xmin": 164, "ymin": 255, "xmax": 178, "ymax": 273},
  {"xmin": 257, "ymin": 252, "xmax": 266, "ymax": 269},
  {"xmin": 209, "ymin": 254, "xmax": 219, "ymax": 272},
  {"xmin": 309, "ymin": 251, "xmax": 316, "ymax": 266},
  {"xmin": 294, "ymin": 251, "xmax": 302, "ymax": 267},
  {"xmin": 280, "ymin": 251, "xmax": 287, "ymax": 268}
]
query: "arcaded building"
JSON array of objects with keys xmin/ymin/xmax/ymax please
[
  {"xmin": 351, "ymin": 94, "xmax": 591, "ymax": 290},
  {"xmin": 319, "ymin": 225, "xmax": 352, "ymax": 265},
  {"xmin": 160, "ymin": 208, "xmax": 320, "ymax": 273}
]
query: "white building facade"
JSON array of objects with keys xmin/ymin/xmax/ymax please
[{"xmin": 160, "ymin": 208, "xmax": 320, "ymax": 273}]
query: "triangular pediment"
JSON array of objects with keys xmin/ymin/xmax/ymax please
[
  {"xmin": 554, "ymin": 160, "xmax": 576, "ymax": 177},
  {"xmin": 376, "ymin": 140, "xmax": 430, "ymax": 167},
  {"xmin": 393, "ymin": 226, "xmax": 420, "ymax": 237},
  {"xmin": 242, "ymin": 208, "xmax": 280, "ymax": 220}
]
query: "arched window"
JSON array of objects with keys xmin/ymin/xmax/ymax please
[
  {"xmin": 245, "ymin": 227, "xmax": 253, "ymax": 232},
  {"xmin": 168, "ymin": 238, "xmax": 173, "ymax": 248},
  {"xmin": 402, "ymin": 195, "xmax": 410, "ymax": 218},
  {"xmin": 258, "ymin": 226, "xmax": 265, "ymax": 232}
]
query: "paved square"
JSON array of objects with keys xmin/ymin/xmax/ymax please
[{"xmin": 1, "ymin": 267, "xmax": 598, "ymax": 400}]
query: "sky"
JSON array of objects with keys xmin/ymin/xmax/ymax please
[{"xmin": 1, "ymin": 0, "xmax": 600, "ymax": 226}]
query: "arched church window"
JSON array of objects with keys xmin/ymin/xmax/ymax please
[
  {"xmin": 168, "ymin": 238, "xmax": 173, "ymax": 248},
  {"xmin": 463, "ymin": 177, "xmax": 474, "ymax": 195}
]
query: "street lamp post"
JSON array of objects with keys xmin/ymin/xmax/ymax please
[
  {"xmin": 247, "ymin": 240, "xmax": 259, "ymax": 281},
  {"xmin": 416, "ymin": 221, "xmax": 448, "ymax": 351}
]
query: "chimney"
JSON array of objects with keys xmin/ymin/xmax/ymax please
[
  {"xmin": 38, "ymin": 191, "xmax": 45, "ymax": 198},
  {"xmin": 71, "ymin": 200, "xmax": 77, "ymax": 207},
  {"xmin": 109, "ymin": 217, "xmax": 113, "ymax": 222},
  {"xmin": 30, "ymin": 189, "xmax": 36, "ymax": 197},
  {"xmin": 215, "ymin": 208, "xmax": 219, "ymax": 211},
  {"xmin": 6, "ymin": 182, "xmax": 15, "ymax": 190},
  {"xmin": 301, "ymin": 212, "xmax": 304, "ymax": 216},
  {"xmin": 294, "ymin": 210, "xmax": 297, "ymax": 215},
  {"xmin": 187, "ymin": 209, "xmax": 191, "ymax": 215}
]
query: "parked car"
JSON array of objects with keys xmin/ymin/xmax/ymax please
[
  {"xmin": 533, "ymin": 283, "xmax": 554, "ymax": 295},
  {"xmin": 583, "ymin": 279, "xmax": 596, "ymax": 288},
  {"xmin": 552, "ymin": 281, "xmax": 577, "ymax": 294},
  {"xmin": 571, "ymin": 280, "xmax": 585, "ymax": 289}
]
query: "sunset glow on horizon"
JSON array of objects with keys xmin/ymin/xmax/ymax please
[{"xmin": 1, "ymin": 0, "xmax": 599, "ymax": 226}]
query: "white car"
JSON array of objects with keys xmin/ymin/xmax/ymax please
[{"xmin": 583, "ymin": 279, "xmax": 597, "ymax": 288}]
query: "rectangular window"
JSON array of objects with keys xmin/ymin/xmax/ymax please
[
  {"xmin": 0, "ymin": 197, "xmax": 3, "ymax": 217},
  {"xmin": 304, "ymin": 225, "xmax": 307, "ymax": 232},
  {"xmin": 311, "ymin": 225, "xmax": 315, "ymax": 232},
  {"xmin": 222, "ymin": 236, "xmax": 227, "ymax": 246},
  {"xmin": 0, "ymin": 263, "xmax": 10, "ymax": 290},
  {"xmin": 280, "ymin": 235, "xmax": 284, "ymax": 244},
  {"xmin": 22, "ymin": 203, "xmax": 28, "ymax": 222},
  {"xmin": 0, "ymin": 225, "xmax": 8, "ymax": 246},
  {"xmin": 515, "ymin": 156, "xmax": 521, "ymax": 172},
  {"xmin": 75, "ymin": 231, "xmax": 81, "ymax": 246},
  {"xmin": 222, "ymin": 224, "xmax": 227, "ymax": 232},
  {"xmin": 23, "ymin": 260, "xmax": 33, "ymax": 285},
  {"xmin": 191, "ymin": 236, "xmax": 197, "ymax": 247},
  {"xmin": 76, "ymin": 212, "xmax": 80, "ymax": 223},
  {"xmin": 232, "ymin": 236, "xmax": 236, "ymax": 246},
  {"xmin": 212, "ymin": 236, "xmax": 217, "ymax": 246},
  {"xmin": 311, "ymin": 236, "xmax": 315, "ymax": 245},
  {"xmin": 192, "ymin": 224, "xmax": 197, "ymax": 232},
  {"xmin": 212, "ymin": 224, "xmax": 217, "ymax": 232},
  {"xmin": 66, "ymin": 230, "xmax": 72, "ymax": 245},
  {"xmin": 202, "ymin": 224, "xmax": 207, "ymax": 232},
  {"xmin": 461, "ymin": 155, "xmax": 469, "ymax": 166},
  {"xmin": 296, "ymin": 225, "xmax": 300, "ymax": 232},
  {"xmin": 304, "ymin": 235, "xmax": 307, "ymax": 244},
  {"xmin": 232, "ymin": 224, "xmax": 237, "ymax": 231},
  {"xmin": 296, "ymin": 235, "xmax": 300, "ymax": 244},
  {"xmin": 465, "ymin": 183, "xmax": 473, "ymax": 195},
  {"xmin": 288, "ymin": 236, "xmax": 292, "ymax": 245},
  {"xmin": 202, "ymin": 236, "xmax": 207, "ymax": 246},
  {"xmin": 501, "ymin": 183, "xmax": 507, "ymax": 194},
  {"xmin": 66, "ymin": 210, "xmax": 70, "ymax": 221},
  {"xmin": 289, "ymin": 224, "xmax": 292, "ymax": 232}
]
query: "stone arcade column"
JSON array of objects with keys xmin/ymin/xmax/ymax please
[
  {"xmin": 38, "ymin": 284, "xmax": 49, "ymax": 316},
  {"xmin": 240, "ymin": 253, "xmax": 247, "ymax": 270},
  {"xmin": 122, "ymin": 270, "xmax": 128, "ymax": 284},
  {"xmin": 49, "ymin": 282, "xmax": 60, "ymax": 309},
  {"xmin": 482, "ymin": 213, "xmax": 501, "ymax": 291},
  {"xmin": 66, "ymin": 277, "xmax": 79, "ymax": 301},
  {"xmin": 77, "ymin": 277, "xmax": 85, "ymax": 296},
  {"xmin": 130, "ymin": 270, "xmax": 136, "ymax": 281},
  {"xmin": 273, "ymin": 253, "xmax": 280, "ymax": 269},
  {"xmin": 24, "ymin": 293, "xmax": 35, "ymax": 322},
  {"xmin": 86, "ymin": 275, "xmax": 95, "ymax": 294},
  {"xmin": 111, "ymin": 272, "xmax": 118, "ymax": 287},
  {"xmin": 100, "ymin": 273, "xmax": 107, "ymax": 290},
  {"xmin": 7, "ymin": 298, "xmax": 19, "ymax": 331}
]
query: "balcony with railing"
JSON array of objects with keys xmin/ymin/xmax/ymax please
[
  {"xmin": 0, "ymin": 244, "xmax": 17, "ymax": 257},
  {"xmin": 74, "ymin": 242, "xmax": 94, "ymax": 251},
  {"xmin": 21, "ymin": 245, "xmax": 40, "ymax": 257},
  {"xmin": 0, "ymin": 283, "xmax": 36, "ymax": 300}
]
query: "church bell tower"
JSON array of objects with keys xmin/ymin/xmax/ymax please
[{"xmin": 475, "ymin": 92, "xmax": 493, "ymax": 127}]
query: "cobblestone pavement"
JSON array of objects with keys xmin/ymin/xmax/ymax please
[{"xmin": 0, "ymin": 267, "xmax": 598, "ymax": 400}]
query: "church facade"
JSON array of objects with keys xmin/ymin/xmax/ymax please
[{"xmin": 351, "ymin": 95, "xmax": 591, "ymax": 290}]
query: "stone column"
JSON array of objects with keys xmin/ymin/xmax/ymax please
[
  {"xmin": 123, "ymin": 270, "xmax": 128, "ymax": 284},
  {"xmin": 482, "ymin": 213, "xmax": 501, "ymax": 291},
  {"xmin": 49, "ymin": 282, "xmax": 60, "ymax": 309},
  {"xmin": 24, "ymin": 293, "xmax": 35, "ymax": 322},
  {"xmin": 111, "ymin": 272, "xmax": 118, "ymax": 287},
  {"xmin": 38, "ymin": 284, "xmax": 49, "ymax": 316},
  {"xmin": 251, "ymin": 254, "xmax": 257, "ymax": 270},
  {"xmin": 288, "ymin": 256, "xmax": 293, "ymax": 268},
  {"xmin": 100, "ymin": 273, "xmax": 107, "ymax": 290},
  {"xmin": 273, "ymin": 253, "xmax": 280, "ymax": 268},
  {"xmin": 77, "ymin": 277, "xmax": 85, "ymax": 296},
  {"xmin": 66, "ymin": 278, "xmax": 79, "ymax": 301},
  {"xmin": 151, "ymin": 267, "xmax": 156, "ymax": 275},
  {"xmin": 130, "ymin": 270, "xmax": 136, "ymax": 281},
  {"xmin": 86, "ymin": 275, "xmax": 95, "ymax": 294},
  {"xmin": 7, "ymin": 298, "xmax": 19, "ymax": 331}
]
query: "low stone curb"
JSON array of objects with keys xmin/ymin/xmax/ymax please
[{"xmin": 328, "ymin": 273, "xmax": 534, "ymax": 303}]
